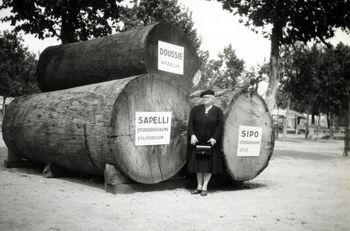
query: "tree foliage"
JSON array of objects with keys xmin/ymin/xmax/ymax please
[
  {"xmin": 0, "ymin": 0, "xmax": 125, "ymax": 44},
  {"xmin": 199, "ymin": 45, "xmax": 244, "ymax": 91},
  {"xmin": 279, "ymin": 42, "xmax": 350, "ymax": 118},
  {"xmin": 216, "ymin": 0, "xmax": 350, "ymax": 112},
  {"xmin": 122, "ymin": 0, "xmax": 201, "ymax": 51},
  {"xmin": 0, "ymin": 0, "xmax": 201, "ymax": 50},
  {"xmin": 0, "ymin": 31, "xmax": 39, "ymax": 97},
  {"xmin": 217, "ymin": 0, "xmax": 350, "ymax": 46}
]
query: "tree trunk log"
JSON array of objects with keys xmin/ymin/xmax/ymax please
[
  {"xmin": 223, "ymin": 90, "xmax": 274, "ymax": 181},
  {"xmin": 2, "ymin": 74, "xmax": 190, "ymax": 184},
  {"xmin": 36, "ymin": 23, "xmax": 199, "ymax": 92},
  {"xmin": 282, "ymin": 97, "xmax": 290, "ymax": 140},
  {"xmin": 265, "ymin": 22, "xmax": 282, "ymax": 113},
  {"xmin": 344, "ymin": 100, "xmax": 350, "ymax": 156},
  {"xmin": 2, "ymin": 96, "xmax": 6, "ymax": 116}
]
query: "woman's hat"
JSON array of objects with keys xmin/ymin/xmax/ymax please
[{"xmin": 200, "ymin": 89, "xmax": 215, "ymax": 98}]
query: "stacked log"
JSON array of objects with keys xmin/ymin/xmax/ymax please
[
  {"xmin": 2, "ymin": 74, "xmax": 190, "ymax": 184},
  {"xmin": 223, "ymin": 90, "xmax": 274, "ymax": 181},
  {"xmin": 36, "ymin": 23, "xmax": 199, "ymax": 92},
  {"xmin": 189, "ymin": 89, "xmax": 274, "ymax": 181}
]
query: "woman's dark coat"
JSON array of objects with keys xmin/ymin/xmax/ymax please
[{"xmin": 187, "ymin": 104, "xmax": 223, "ymax": 173}]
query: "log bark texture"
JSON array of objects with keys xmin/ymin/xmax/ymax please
[
  {"xmin": 223, "ymin": 90, "xmax": 274, "ymax": 181},
  {"xmin": 36, "ymin": 23, "xmax": 199, "ymax": 92},
  {"xmin": 2, "ymin": 74, "xmax": 190, "ymax": 184}
]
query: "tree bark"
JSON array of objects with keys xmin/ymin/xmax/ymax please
[
  {"xmin": 329, "ymin": 113, "xmax": 335, "ymax": 140},
  {"xmin": 60, "ymin": 5, "xmax": 78, "ymax": 44},
  {"xmin": 265, "ymin": 22, "xmax": 282, "ymax": 113},
  {"xmin": 316, "ymin": 114, "xmax": 321, "ymax": 140},
  {"xmin": 344, "ymin": 100, "xmax": 350, "ymax": 156},
  {"xmin": 2, "ymin": 96, "xmax": 6, "ymax": 116},
  {"xmin": 222, "ymin": 90, "xmax": 274, "ymax": 181},
  {"xmin": 37, "ymin": 23, "xmax": 199, "ymax": 92},
  {"xmin": 2, "ymin": 74, "xmax": 190, "ymax": 184},
  {"xmin": 282, "ymin": 97, "xmax": 290, "ymax": 140},
  {"xmin": 305, "ymin": 112, "xmax": 310, "ymax": 139}
]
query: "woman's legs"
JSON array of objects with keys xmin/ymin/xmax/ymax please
[
  {"xmin": 196, "ymin": 172, "xmax": 212, "ymax": 190},
  {"xmin": 196, "ymin": 172, "xmax": 204, "ymax": 190},
  {"xmin": 202, "ymin": 173, "xmax": 212, "ymax": 191}
]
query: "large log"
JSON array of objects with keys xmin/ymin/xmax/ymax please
[
  {"xmin": 223, "ymin": 90, "xmax": 274, "ymax": 181},
  {"xmin": 36, "ymin": 23, "xmax": 199, "ymax": 92},
  {"xmin": 2, "ymin": 74, "xmax": 190, "ymax": 184}
]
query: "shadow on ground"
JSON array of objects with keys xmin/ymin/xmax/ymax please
[
  {"xmin": 1, "ymin": 146, "xmax": 266, "ymax": 194},
  {"xmin": 273, "ymin": 149, "xmax": 339, "ymax": 161}
]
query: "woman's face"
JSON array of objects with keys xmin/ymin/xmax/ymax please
[{"xmin": 202, "ymin": 95, "xmax": 215, "ymax": 106}]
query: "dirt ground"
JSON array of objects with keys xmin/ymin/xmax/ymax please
[{"xmin": 0, "ymin": 134, "xmax": 349, "ymax": 231}]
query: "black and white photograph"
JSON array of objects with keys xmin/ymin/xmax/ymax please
[{"xmin": 0, "ymin": 0, "xmax": 349, "ymax": 230}]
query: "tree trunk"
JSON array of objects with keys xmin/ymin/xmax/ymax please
[
  {"xmin": 2, "ymin": 96, "xmax": 6, "ymax": 116},
  {"xmin": 37, "ymin": 23, "xmax": 199, "ymax": 92},
  {"xmin": 222, "ymin": 90, "xmax": 274, "ymax": 181},
  {"xmin": 2, "ymin": 74, "xmax": 190, "ymax": 184},
  {"xmin": 344, "ymin": 100, "xmax": 350, "ymax": 156},
  {"xmin": 60, "ymin": 4, "xmax": 78, "ymax": 44},
  {"xmin": 329, "ymin": 113, "xmax": 335, "ymax": 140},
  {"xmin": 275, "ymin": 108, "xmax": 280, "ymax": 140},
  {"xmin": 265, "ymin": 22, "xmax": 282, "ymax": 113},
  {"xmin": 305, "ymin": 112, "xmax": 310, "ymax": 139},
  {"xmin": 282, "ymin": 97, "xmax": 290, "ymax": 140},
  {"xmin": 60, "ymin": 14, "xmax": 76, "ymax": 44},
  {"xmin": 316, "ymin": 114, "xmax": 321, "ymax": 140}
]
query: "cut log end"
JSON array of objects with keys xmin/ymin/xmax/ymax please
[
  {"xmin": 2, "ymin": 74, "xmax": 190, "ymax": 185},
  {"xmin": 109, "ymin": 74, "xmax": 190, "ymax": 184},
  {"xmin": 223, "ymin": 90, "xmax": 274, "ymax": 181}
]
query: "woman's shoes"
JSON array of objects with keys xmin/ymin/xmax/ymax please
[
  {"xmin": 200, "ymin": 190, "xmax": 208, "ymax": 196},
  {"xmin": 191, "ymin": 189, "xmax": 201, "ymax": 194},
  {"xmin": 191, "ymin": 189, "xmax": 208, "ymax": 196}
]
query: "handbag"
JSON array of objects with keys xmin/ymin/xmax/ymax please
[{"xmin": 195, "ymin": 145, "xmax": 213, "ymax": 156}]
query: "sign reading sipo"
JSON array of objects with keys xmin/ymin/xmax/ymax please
[
  {"xmin": 158, "ymin": 41, "xmax": 184, "ymax": 75},
  {"xmin": 237, "ymin": 126, "xmax": 262, "ymax": 156},
  {"xmin": 135, "ymin": 111, "xmax": 172, "ymax": 146}
]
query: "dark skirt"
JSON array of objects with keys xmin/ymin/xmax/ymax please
[{"xmin": 187, "ymin": 144, "xmax": 223, "ymax": 174}]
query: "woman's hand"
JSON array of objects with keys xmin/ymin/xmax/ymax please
[
  {"xmin": 207, "ymin": 138, "xmax": 216, "ymax": 146},
  {"xmin": 191, "ymin": 135, "xmax": 198, "ymax": 145}
]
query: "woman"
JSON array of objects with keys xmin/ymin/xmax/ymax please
[{"xmin": 187, "ymin": 89, "xmax": 223, "ymax": 196}]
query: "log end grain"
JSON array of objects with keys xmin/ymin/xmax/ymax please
[
  {"xmin": 223, "ymin": 90, "xmax": 275, "ymax": 181},
  {"xmin": 108, "ymin": 74, "xmax": 190, "ymax": 184}
]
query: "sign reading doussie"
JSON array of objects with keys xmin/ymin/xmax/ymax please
[
  {"xmin": 158, "ymin": 41, "xmax": 184, "ymax": 75},
  {"xmin": 135, "ymin": 111, "xmax": 172, "ymax": 146},
  {"xmin": 237, "ymin": 126, "xmax": 262, "ymax": 156}
]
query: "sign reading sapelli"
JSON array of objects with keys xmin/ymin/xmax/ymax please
[{"xmin": 135, "ymin": 111, "xmax": 172, "ymax": 146}]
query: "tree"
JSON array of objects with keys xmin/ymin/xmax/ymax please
[
  {"xmin": 0, "ymin": 0, "xmax": 125, "ymax": 44},
  {"xmin": 216, "ymin": 0, "xmax": 350, "ymax": 112},
  {"xmin": 0, "ymin": 0, "xmax": 202, "ymax": 49},
  {"xmin": 0, "ymin": 30, "xmax": 39, "ymax": 113},
  {"xmin": 332, "ymin": 43, "xmax": 350, "ymax": 156},
  {"xmin": 278, "ymin": 42, "xmax": 350, "ymax": 147},
  {"xmin": 215, "ymin": 44, "xmax": 244, "ymax": 89},
  {"xmin": 122, "ymin": 0, "xmax": 201, "ymax": 51},
  {"xmin": 198, "ymin": 45, "xmax": 244, "ymax": 91}
]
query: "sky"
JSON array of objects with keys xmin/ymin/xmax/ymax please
[
  {"xmin": 0, "ymin": 0, "xmax": 349, "ymax": 69},
  {"xmin": 178, "ymin": 0, "xmax": 350, "ymax": 66}
]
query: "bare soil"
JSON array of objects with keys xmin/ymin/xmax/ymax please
[{"xmin": 0, "ymin": 135, "xmax": 349, "ymax": 231}]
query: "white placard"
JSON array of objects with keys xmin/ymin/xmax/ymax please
[
  {"xmin": 158, "ymin": 41, "xmax": 184, "ymax": 75},
  {"xmin": 237, "ymin": 126, "xmax": 262, "ymax": 156},
  {"xmin": 135, "ymin": 111, "xmax": 172, "ymax": 146}
]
